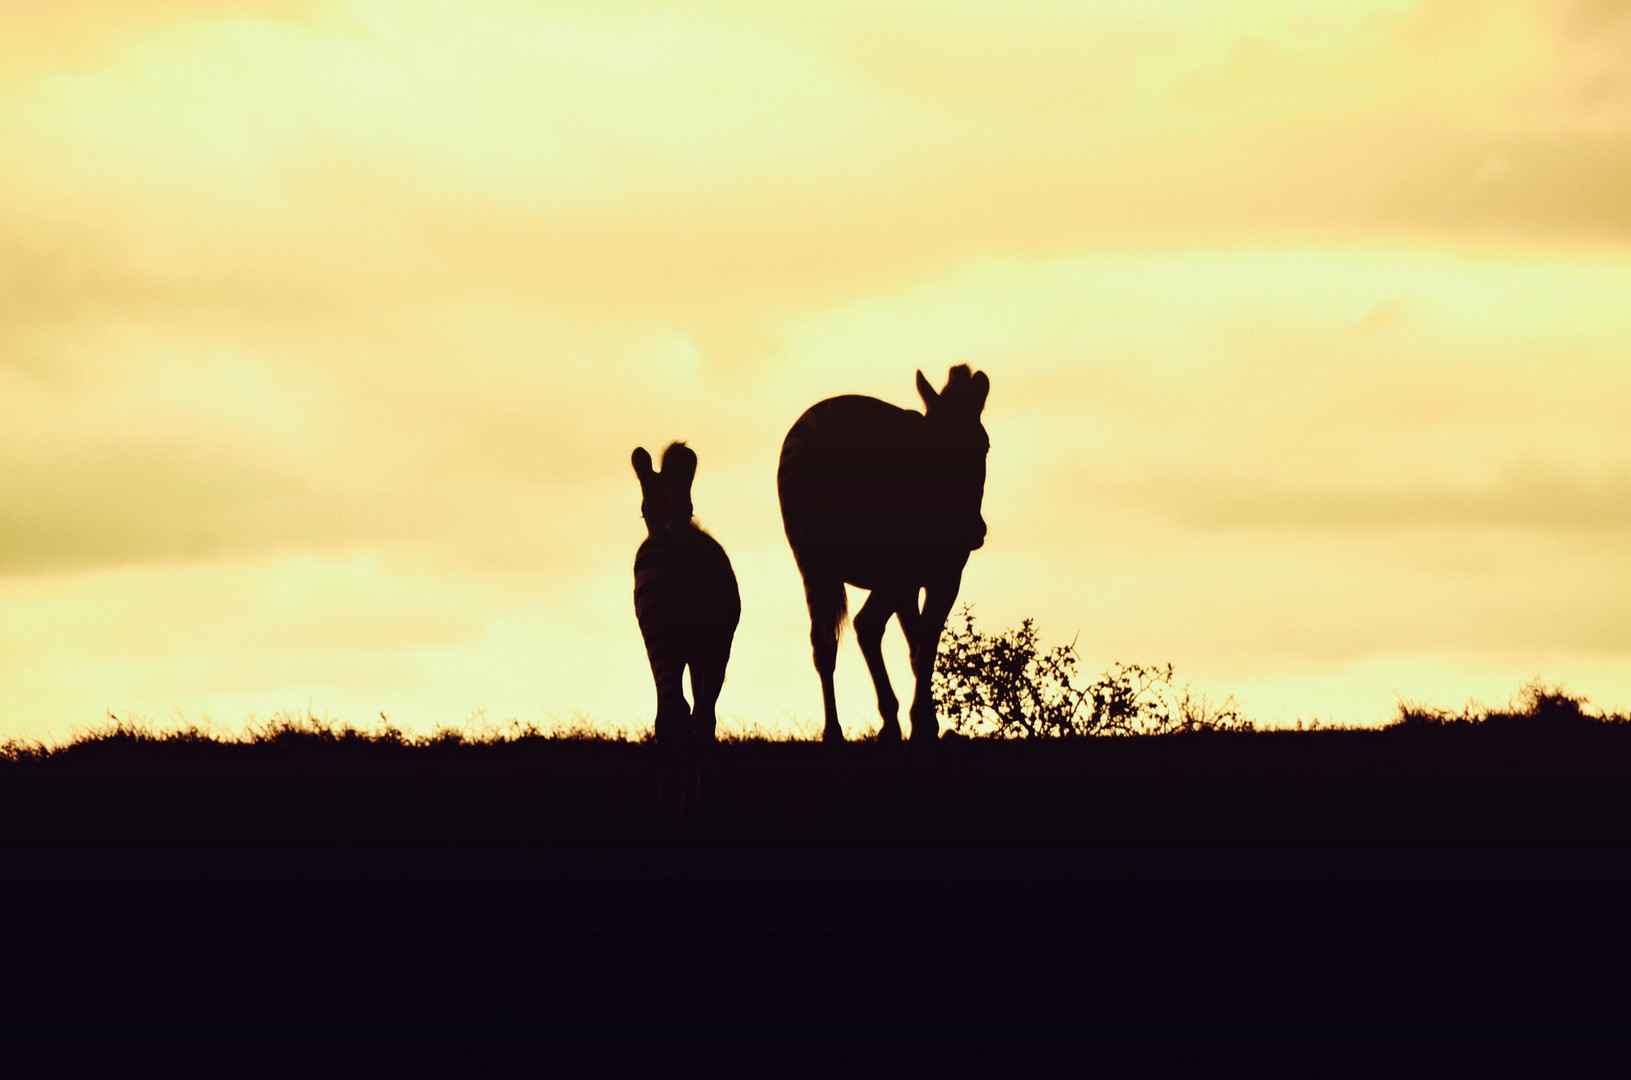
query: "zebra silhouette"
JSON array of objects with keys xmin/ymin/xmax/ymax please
[
  {"xmin": 778, "ymin": 365, "xmax": 991, "ymax": 744},
  {"xmin": 632, "ymin": 442, "xmax": 741, "ymax": 804}
]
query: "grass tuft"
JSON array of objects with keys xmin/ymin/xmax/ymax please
[
  {"xmin": 0, "ymin": 707, "xmax": 637, "ymax": 766},
  {"xmin": 1389, "ymin": 678, "xmax": 1630, "ymax": 733}
]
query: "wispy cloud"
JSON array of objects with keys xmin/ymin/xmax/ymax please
[{"xmin": 1118, "ymin": 466, "xmax": 1631, "ymax": 533}]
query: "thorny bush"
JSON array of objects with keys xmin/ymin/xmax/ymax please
[{"xmin": 932, "ymin": 606, "xmax": 1251, "ymax": 738}]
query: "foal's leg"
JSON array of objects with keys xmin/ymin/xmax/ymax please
[
  {"xmin": 855, "ymin": 589, "xmax": 909, "ymax": 743},
  {"xmin": 688, "ymin": 642, "xmax": 730, "ymax": 804},
  {"xmin": 907, "ymin": 578, "xmax": 962, "ymax": 744},
  {"xmin": 689, "ymin": 642, "xmax": 729, "ymax": 747},
  {"xmin": 646, "ymin": 641, "xmax": 691, "ymax": 802}
]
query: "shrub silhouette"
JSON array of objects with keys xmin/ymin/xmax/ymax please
[{"xmin": 932, "ymin": 606, "xmax": 1250, "ymax": 737}]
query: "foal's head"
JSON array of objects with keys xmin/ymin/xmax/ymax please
[
  {"xmin": 632, "ymin": 442, "xmax": 698, "ymax": 541},
  {"xmin": 916, "ymin": 365, "xmax": 992, "ymax": 550}
]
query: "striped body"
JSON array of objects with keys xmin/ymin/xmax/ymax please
[{"xmin": 633, "ymin": 525, "xmax": 741, "ymax": 716}]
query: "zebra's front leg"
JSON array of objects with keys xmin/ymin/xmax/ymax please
[
  {"xmin": 854, "ymin": 590, "xmax": 906, "ymax": 743},
  {"xmin": 907, "ymin": 579, "xmax": 961, "ymax": 745}
]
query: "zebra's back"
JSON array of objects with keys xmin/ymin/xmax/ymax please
[{"xmin": 778, "ymin": 394, "xmax": 972, "ymax": 575}]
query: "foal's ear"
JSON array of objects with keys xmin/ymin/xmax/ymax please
[
  {"xmin": 660, "ymin": 442, "xmax": 698, "ymax": 493},
  {"xmin": 916, "ymin": 369, "xmax": 938, "ymax": 410},
  {"xmin": 631, "ymin": 447, "xmax": 655, "ymax": 482}
]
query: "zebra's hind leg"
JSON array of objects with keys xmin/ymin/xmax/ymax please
[
  {"xmin": 803, "ymin": 578, "xmax": 846, "ymax": 743},
  {"xmin": 688, "ymin": 642, "xmax": 731, "ymax": 805},
  {"xmin": 647, "ymin": 641, "xmax": 691, "ymax": 805},
  {"xmin": 656, "ymin": 699, "xmax": 693, "ymax": 807}
]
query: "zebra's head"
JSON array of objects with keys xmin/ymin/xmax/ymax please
[
  {"xmin": 632, "ymin": 441, "xmax": 698, "ymax": 540},
  {"xmin": 916, "ymin": 365, "xmax": 992, "ymax": 551}
]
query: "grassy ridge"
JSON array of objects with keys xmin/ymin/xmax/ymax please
[
  {"xmin": 4, "ymin": 686, "xmax": 1630, "ymax": 848},
  {"xmin": 4, "ymin": 689, "xmax": 1630, "ymax": 1043},
  {"xmin": 6, "ymin": 675, "xmax": 1625, "ymax": 764}
]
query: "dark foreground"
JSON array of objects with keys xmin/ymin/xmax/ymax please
[{"xmin": 3, "ymin": 730, "xmax": 1630, "ymax": 1044}]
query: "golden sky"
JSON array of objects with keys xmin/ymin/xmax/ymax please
[{"xmin": 4, "ymin": 0, "xmax": 1631, "ymax": 741}]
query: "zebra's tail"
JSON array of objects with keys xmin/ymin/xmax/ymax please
[{"xmin": 806, "ymin": 578, "xmax": 848, "ymax": 647}]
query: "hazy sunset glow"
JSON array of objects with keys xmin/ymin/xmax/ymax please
[{"xmin": 5, "ymin": 0, "xmax": 1631, "ymax": 743}]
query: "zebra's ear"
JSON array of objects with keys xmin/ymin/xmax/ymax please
[
  {"xmin": 631, "ymin": 447, "xmax": 655, "ymax": 482},
  {"xmin": 970, "ymin": 370, "xmax": 990, "ymax": 411},
  {"xmin": 916, "ymin": 369, "xmax": 938, "ymax": 410}
]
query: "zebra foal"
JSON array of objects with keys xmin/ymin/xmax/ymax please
[{"xmin": 632, "ymin": 442, "xmax": 740, "ymax": 805}]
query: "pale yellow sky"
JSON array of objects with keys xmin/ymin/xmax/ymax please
[{"xmin": 3, "ymin": 0, "xmax": 1630, "ymax": 742}]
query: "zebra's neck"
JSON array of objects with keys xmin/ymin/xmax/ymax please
[{"xmin": 644, "ymin": 519, "xmax": 715, "ymax": 547}]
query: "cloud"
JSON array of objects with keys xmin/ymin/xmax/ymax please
[
  {"xmin": 7, "ymin": 0, "xmax": 1630, "ymax": 355},
  {"xmin": 1119, "ymin": 465, "xmax": 1631, "ymax": 534},
  {"xmin": 0, "ymin": 441, "xmax": 342, "ymax": 575}
]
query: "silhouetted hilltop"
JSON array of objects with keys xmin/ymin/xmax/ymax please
[
  {"xmin": 4, "ymin": 696, "xmax": 1630, "ymax": 1044},
  {"xmin": 5, "ymin": 691, "xmax": 1631, "ymax": 848}
]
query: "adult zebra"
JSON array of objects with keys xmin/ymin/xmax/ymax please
[
  {"xmin": 778, "ymin": 365, "xmax": 991, "ymax": 744},
  {"xmin": 632, "ymin": 442, "xmax": 740, "ymax": 804}
]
